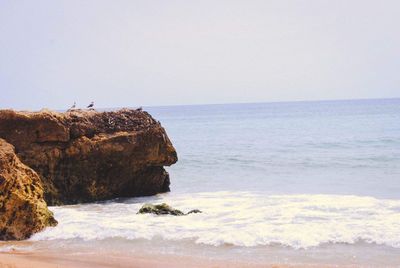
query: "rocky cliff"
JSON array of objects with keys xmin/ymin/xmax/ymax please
[
  {"xmin": 0, "ymin": 109, "xmax": 178, "ymax": 206},
  {"xmin": 0, "ymin": 139, "xmax": 57, "ymax": 240}
]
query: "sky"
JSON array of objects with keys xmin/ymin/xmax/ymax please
[{"xmin": 0, "ymin": 0, "xmax": 399, "ymax": 110}]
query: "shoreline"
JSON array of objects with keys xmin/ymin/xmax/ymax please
[{"xmin": 0, "ymin": 251, "xmax": 337, "ymax": 268}]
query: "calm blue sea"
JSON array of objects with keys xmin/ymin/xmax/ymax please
[
  {"xmin": 3, "ymin": 98, "xmax": 400, "ymax": 266},
  {"xmin": 148, "ymin": 98, "xmax": 400, "ymax": 199}
]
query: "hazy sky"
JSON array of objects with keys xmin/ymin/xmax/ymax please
[{"xmin": 1, "ymin": 0, "xmax": 399, "ymax": 110}]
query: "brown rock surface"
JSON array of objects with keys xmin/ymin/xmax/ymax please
[
  {"xmin": 0, "ymin": 139, "xmax": 57, "ymax": 240},
  {"xmin": 0, "ymin": 109, "xmax": 178, "ymax": 205}
]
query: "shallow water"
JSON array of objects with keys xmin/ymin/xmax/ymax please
[{"xmin": 3, "ymin": 98, "xmax": 400, "ymax": 265}]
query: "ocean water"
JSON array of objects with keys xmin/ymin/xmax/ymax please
[{"xmin": 2, "ymin": 98, "xmax": 400, "ymax": 266}]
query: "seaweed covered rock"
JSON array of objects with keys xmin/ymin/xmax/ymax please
[
  {"xmin": 137, "ymin": 203, "xmax": 202, "ymax": 216},
  {"xmin": 0, "ymin": 139, "xmax": 57, "ymax": 240},
  {"xmin": 0, "ymin": 109, "xmax": 178, "ymax": 205}
]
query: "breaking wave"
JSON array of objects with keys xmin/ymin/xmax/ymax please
[{"xmin": 30, "ymin": 191, "xmax": 400, "ymax": 249}]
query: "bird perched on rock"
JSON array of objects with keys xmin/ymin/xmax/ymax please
[
  {"xmin": 69, "ymin": 102, "xmax": 76, "ymax": 110},
  {"xmin": 87, "ymin": 101, "xmax": 94, "ymax": 109},
  {"xmin": 136, "ymin": 106, "xmax": 143, "ymax": 111}
]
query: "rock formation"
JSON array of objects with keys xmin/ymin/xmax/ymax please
[
  {"xmin": 0, "ymin": 139, "xmax": 57, "ymax": 240},
  {"xmin": 0, "ymin": 109, "xmax": 178, "ymax": 206},
  {"xmin": 137, "ymin": 203, "xmax": 202, "ymax": 216}
]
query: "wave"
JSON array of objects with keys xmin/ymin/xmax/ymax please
[{"xmin": 30, "ymin": 192, "xmax": 400, "ymax": 249}]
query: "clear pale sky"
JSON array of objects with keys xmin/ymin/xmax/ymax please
[{"xmin": 0, "ymin": 0, "xmax": 399, "ymax": 110}]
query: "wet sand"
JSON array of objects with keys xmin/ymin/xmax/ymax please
[
  {"xmin": 0, "ymin": 251, "xmax": 339, "ymax": 268},
  {"xmin": 0, "ymin": 251, "xmax": 266, "ymax": 268}
]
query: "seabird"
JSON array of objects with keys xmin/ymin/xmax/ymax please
[
  {"xmin": 136, "ymin": 106, "xmax": 143, "ymax": 111},
  {"xmin": 87, "ymin": 101, "xmax": 94, "ymax": 109},
  {"xmin": 70, "ymin": 102, "xmax": 76, "ymax": 110}
]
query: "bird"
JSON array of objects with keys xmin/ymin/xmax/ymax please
[
  {"xmin": 67, "ymin": 102, "xmax": 76, "ymax": 112},
  {"xmin": 68, "ymin": 102, "xmax": 76, "ymax": 111},
  {"xmin": 136, "ymin": 106, "xmax": 143, "ymax": 111},
  {"xmin": 87, "ymin": 101, "xmax": 94, "ymax": 109}
]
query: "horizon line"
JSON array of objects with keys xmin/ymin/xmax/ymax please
[
  {"xmin": 1, "ymin": 96, "xmax": 399, "ymax": 112},
  {"xmin": 139, "ymin": 96, "xmax": 400, "ymax": 109}
]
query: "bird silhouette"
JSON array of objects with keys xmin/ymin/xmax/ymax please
[
  {"xmin": 67, "ymin": 102, "xmax": 76, "ymax": 111},
  {"xmin": 87, "ymin": 101, "xmax": 94, "ymax": 109}
]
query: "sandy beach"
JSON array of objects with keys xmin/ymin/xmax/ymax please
[
  {"xmin": 0, "ymin": 251, "xmax": 353, "ymax": 268},
  {"xmin": 0, "ymin": 251, "xmax": 308, "ymax": 268}
]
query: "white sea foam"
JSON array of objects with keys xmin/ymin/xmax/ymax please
[{"xmin": 30, "ymin": 192, "xmax": 400, "ymax": 249}]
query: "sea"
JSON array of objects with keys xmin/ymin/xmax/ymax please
[{"xmin": 1, "ymin": 98, "xmax": 400, "ymax": 266}]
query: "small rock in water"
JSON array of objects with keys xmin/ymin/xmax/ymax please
[
  {"xmin": 187, "ymin": 209, "xmax": 202, "ymax": 214},
  {"xmin": 137, "ymin": 203, "xmax": 202, "ymax": 216}
]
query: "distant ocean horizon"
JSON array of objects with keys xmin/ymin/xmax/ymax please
[
  {"xmin": 49, "ymin": 96, "xmax": 400, "ymax": 113},
  {"xmin": 145, "ymin": 96, "xmax": 400, "ymax": 109},
  {"xmin": 2, "ymin": 98, "xmax": 400, "ymax": 266},
  {"xmin": 74, "ymin": 96, "xmax": 394, "ymax": 112}
]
